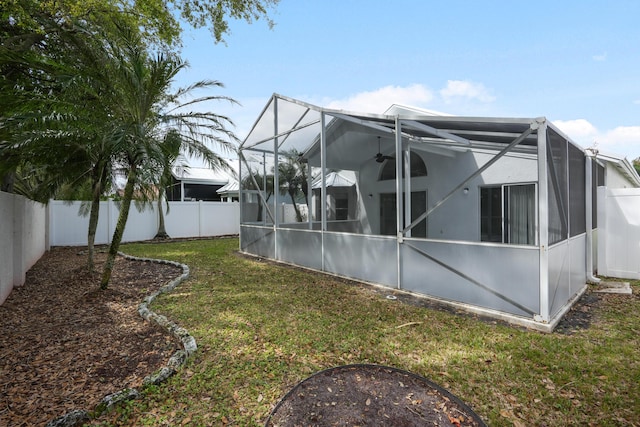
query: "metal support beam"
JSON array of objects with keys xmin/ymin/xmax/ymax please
[
  {"xmin": 585, "ymin": 156, "xmax": 600, "ymax": 283},
  {"xmin": 332, "ymin": 113, "xmax": 396, "ymax": 135},
  {"xmin": 404, "ymin": 123, "xmax": 537, "ymax": 234},
  {"xmin": 245, "ymin": 119, "xmax": 321, "ymax": 153},
  {"xmin": 537, "ymin": 120, "xmax": 550, "ymax": 323},
  {"xmin": 273, "ymin": 98, "xmax": 279, "ymax": 258},
  {"xmin": 402, "ymin": 120, "xmax": 472, "ymax": 145},
  {"xmin": 404, "ymin": 144, "xmax": 412, "ymax": 238},
  {"xmin": 239, "ymin": 152, "xmax": 275, "ymax": 224},
  {"xmin": 320, "ymin": 113, "xmax": 327, "ymax": 270},
  {"xmin": 276, "ymin": 107, "xmax": 312, "ymax": 150},
  {"xmin": 395, "ymin": 117, "xmax": 403, "ymax": 289},
  {"xmin": 307, "ymin": 161, "xmax": 313, "ymax": 230}
]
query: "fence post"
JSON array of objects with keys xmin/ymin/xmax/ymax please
[
  {"xmin": 12, "ymin": 196, "xmax": 25, "ymax": 287},
  {"xmin": 198, "ymin": 200, "xmax": 203, "ymax": 237}
]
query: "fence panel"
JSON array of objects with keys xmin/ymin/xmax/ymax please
[
  {"xmin": 597, "ymin": 187, "xmax": 640, "ymax": 279},
  {"xmin": 49, "ymin": 200, "xmax": 239, "ymax": 246},
  {"xmin": 1, "ymin": 192, "xmax": 47, "ymax": 305}
]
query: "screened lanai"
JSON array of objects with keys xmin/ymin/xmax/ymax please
[{"xmin": 239, "ymin": 94, "xmax": 597, "ymax": 330}]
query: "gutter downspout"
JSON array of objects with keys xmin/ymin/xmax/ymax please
[{"xmin": 585, "ymin": 153, "xmax": 601, "ymax": 284}]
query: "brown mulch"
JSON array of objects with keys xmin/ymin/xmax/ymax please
[
  {"xmin": 266, "ymin": 365, "xmax": 486, "ymax": 427},
  {"xmin": 0, "ymin": 246, "xmax": 183, "ymax": 427}
]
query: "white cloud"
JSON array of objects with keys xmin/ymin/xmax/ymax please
[
  {"xmin": 554, "ymin": 119, "xmax": 640, "ymax": 160},
  {"xmin": 553, "ymin": 119, "xmax": 599, "ymax": 140},
  {"xmin": 592, "ymin": 52, "xmax": 607, "ymax": 61},
  {"xmin": 440, "ymin": 80, "xmax": 495, "ymax": 104},
  {"xmin": 599, "ymin": 126, "xmax": 640, "ymax": 160},
  {"xmin": 322, "ymin": 84, "xmax": 434, "ymax": 114}
]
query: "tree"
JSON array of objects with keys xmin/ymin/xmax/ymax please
[
  {"xmin": 241, "ymin": 169, "xmax": 274, "ymax": 222},
  {"xmin": 277, "ymin": 149, "xmax": 309, "ymax": 222},
  {"xmin": 1, "ymin": 0, "xmax": 279, "ymax": 48},
  {"xmin": 1, "ymin": 0, "xmax": 276, "ymax": 280},
  {"xmin": 0, "ymin": 11, "xmax": 130, "ymax": 271},
  {"xmin": 98, "ymin": 26, "xmax": 237, "ymax": 289},
  {"xmin": 144, "ymin": 129, "xmax": 188, "ymax": 239}
]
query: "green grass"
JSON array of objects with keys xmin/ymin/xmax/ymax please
[{"xmin": 93, "ymin": 238, "xmax": 639, "ymax": 426}]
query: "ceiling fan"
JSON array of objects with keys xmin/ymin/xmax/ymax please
[{"xmin": 374, "ymin": 136, "xmax": 394, "ymax": 163}]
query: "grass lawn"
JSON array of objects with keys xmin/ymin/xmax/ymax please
[{"xmin": 96, "ymin": 238, "xmax": 639, "ymax": 426}]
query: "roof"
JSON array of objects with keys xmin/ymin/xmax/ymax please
[
  {"xmin": 217, "ymin": 180, "xmax": 239, "ymax": 194},
  {"xmin": 383, "ymin": 104, "xmax": 451, "ymax": 117},
  {"xmin": 312, "ymin": 171, "xmax": 355, "ymax": 189},
  {"xmin": 171, "ymin": 166, "xmax": 235, "ymax": 185},
  {"xmin": 587, "ymin": 149, "xmax": 640, "ymax": 187},
  {"xmin": 240, "ymin": 94, "xmax": 592, "ymax": 173}
]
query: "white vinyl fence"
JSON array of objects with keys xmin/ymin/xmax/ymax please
[
  {"xmin": 0, "ymin": 192, "xmax": 47, "ymax": 305},
  {"xmin": 49, "ymin": 200, "xmax": 239, "ymax": 246},
  {"xmin": 597, "ymin": 187, "xmax": 640, "ymax": 279}
]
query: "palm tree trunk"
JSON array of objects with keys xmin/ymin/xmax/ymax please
[
  {"xmin": 100, "ymin": 167, "xmax": 136, "ymax": 289},
  {"xmin": 289, "ymin": 190, "xmax": 302, "ymax": 222},
  {"xmin": 87, "ymin": 165, "xmax": 105, "ymax": 272},
  {"xmin": 87, "ymin": 194, "xmax": 100, "ymax": 272},
  {"xmin": 154, "ymin": 191, "xmax": 169, "ymax": 239}
]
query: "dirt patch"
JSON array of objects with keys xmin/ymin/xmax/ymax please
[
  {"xmin": 266, "ymin": 364, "xmax": 486, "ymax": 426},
  {"xmin": 553, "ymin": 291, "xmax": 601, "ymax": 335},
  {"xmin": 0, "ymin": 246, "xmax": 182, "ymax": 427}
]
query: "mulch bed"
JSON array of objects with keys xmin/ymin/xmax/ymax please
[
  {"xmin": 266, "ymin": 364, "xmax": 486, "ymax": 427},
  {"xmin": 0, "ymin": 246, "xmax": 182, "ymax": 427}
]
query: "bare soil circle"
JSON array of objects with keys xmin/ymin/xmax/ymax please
[{"xmin": 265, "ymin": 364, "xmax": 486, "ymax": 427}]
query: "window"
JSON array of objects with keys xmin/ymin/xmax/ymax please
[
  {"xmin": 379, "ymin": 152, "xmax": 427, "ymax": 181},
  {"xmin": 335, "ymin": 195, "xmax": 349, "ymax": 220},
  {"xmin": 480, "ymin": 187, "xmax": 502, "ymax": 242},
  {"xmin": 481, "ymin": 184, "xmax": 536, "ymax": 245}
]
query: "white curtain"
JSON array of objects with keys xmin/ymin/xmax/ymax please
[{"xmin": 508, "ymin": 184, "xmax": 535, "ymax": 245}]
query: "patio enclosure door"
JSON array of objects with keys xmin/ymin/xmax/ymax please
[{"xmin": 380, "ymin": 192, "xmax": 427, "ymax": 237}]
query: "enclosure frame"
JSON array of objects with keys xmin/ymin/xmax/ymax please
[{"xmin": 239, "ymin": 94, "xmax": 594, "ymax": 330}]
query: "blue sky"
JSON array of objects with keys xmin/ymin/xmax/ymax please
[{"xmin": 177, "ymin": 0, "xmax": 640, "ymax": 160}]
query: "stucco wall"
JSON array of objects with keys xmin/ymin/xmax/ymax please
[
  {"xmin": 606, "ymin": 165, "xmax": 635, "ymax": 189},
  {"xmin": 357, "ymin": 148, "xmax": 537, "ymax": 242}
]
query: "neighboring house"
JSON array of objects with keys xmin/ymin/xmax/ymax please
[
  {"xmin": 217, "ymin": 180, "xmax": 240, "ymax": 202},
  {"xmin": 311, "ymin": 171, "xmax": 358, "ymax": 232},
  {"xmin": 238, "ymin": 94, "xmax": 640, "ymax": 331},
  {"xmin": 166, "ymin": 166, "xmax": 235, "ymax": 202}
]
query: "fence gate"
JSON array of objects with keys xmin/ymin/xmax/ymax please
[{"xmin": 597, "ymin": 187, "xmax": 640, "ymax": 279}]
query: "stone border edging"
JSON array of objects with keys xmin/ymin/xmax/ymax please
[{"xmin": 46, "ymin": 253, "xmax": 195, "ymax": 427}]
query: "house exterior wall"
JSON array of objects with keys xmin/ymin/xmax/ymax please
[
  {"xmin": 357, "ymin": 149, "xmax": 537, "ymax": 242},
  {"xmin": 606, "ymin": 166, "xmax": 634, "ymax": 188}
]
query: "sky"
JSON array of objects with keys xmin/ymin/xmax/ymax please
[{"xmin": 176, "ymin": 0, "xmax": 640, "ymax": 161}]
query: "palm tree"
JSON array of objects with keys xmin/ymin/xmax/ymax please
[
  {"xmin": 241, "ymin": 169, "xmax": 275, "ymax": 222},
  {"xmin": 0, "ymin": 14, "xmax": 127, "ymax": 272},
  {"xmin": 277, "ymin": 149, "xmax": 309, "ymax": 222},
  {"xmin": 99, "ymin": 26, "xmax": 237, "ymax": 289},
  {"xmin": 148, "ymin": 129, "xmax": 187, "ymax": 239}
]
